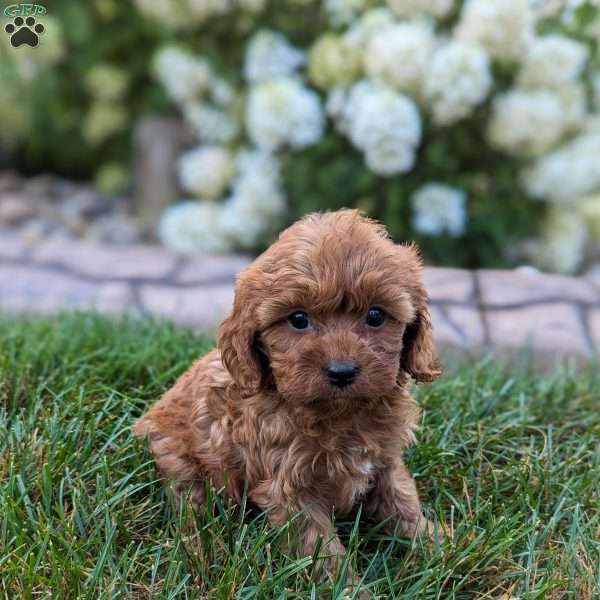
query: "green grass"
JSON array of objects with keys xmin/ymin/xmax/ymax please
[{"xmin": 0, "ymin": 313, "xmax": 598, "ymax": 599}]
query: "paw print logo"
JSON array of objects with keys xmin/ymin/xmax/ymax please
[{"xmin": 4, "ymin": 16, "xmax": 44, "ymax": 48}]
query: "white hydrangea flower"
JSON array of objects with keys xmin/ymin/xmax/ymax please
[
  {"xmin": 364, "ymin": 21, "xmax": 435, "ymax": 97},
  {"xmin": 134, "ymin": 0, "xmax": 188, "ymax": 27},
  {"xmin": 342, "ymin": 80, "xmax": 422, "ymax": 175},
  {"xmin": 184, "ymin": 103, "xmax": 239, "ymax": 144},
  {"xmin": 555, "ymin": 81, "xmax": 587, "ymax": 132},
  {"xmin": 246, "ymin": 77, "xmax": 325, "ymax": 150},
  {"xmin": 178, "ymin": 146, "xmax": 235, "ymax": 200},
  {"xmin": 524, "ymin": 132, "xmax": 600, "ymax": 201},
  {"xmin": 308, "ymin": 33, "xmax": 362, "ymax": 90},
  {"xmin": 344, "ymin": 8, "xmax": 395, "ymax": 48},
  {"xmin": 155, "ymin": 47, "xmax": 211, "ymax": 104},
  {"xmin": 424, "ymin": 40, "xmax": 492, "ymax": 125},
  {"xmin": 158, "ymin": 201, "xmax": 232, "ymax": 254},
  {"xmin": 456, "ymin": 0, "xmax": 534, "ymax": 62},
  {"xmin": 487, "ymin": 89, "xmax": 565, "ymax": 157},
  {"xmin": 244, "ymin": 30, "xmax": 305, "ymax": 83},
  {"xmin": 325, "ymin": 0, "xmax": 370, "ymax": 27},
  {"xmin": 585, "ymin": 113, "xmax": 600, "ymax": 136},
  {"xmin": 593, "ymin": 72, "xmax": 600, "ymax": 111},
  {"xmin": 85, "ymin": 64, "xmax": 129, "ymax": 102},
  {"xmin": 209, "ymin": 77, "xmax": 236, "ymax": 107},
  {"xmin": 235, "ymin": 148, "xmax": 283, "ymax": 197},
  {"xmin": 220, "ymin": 201, "xmax": 272, "ymax": 249},
  {"xmin": 525, "ymin": 207, "xmax": 587, "ymax": 273},
  {"xmin": 236, "ymin": 146, "xmax": 279, "ymax": 174},
  {"xmin": 187, "ymin": 0, "xmax": 232, "ymax": 22},
  {"xmin": 518, "ymin": 35, "xmax": 588, "ymax": 89},
  {"xmin": 528, "ymin": 0, "xmax": 564, "ymax": 20},
  {"xmin": 83, "ymin": 102, "xmax": 128, "ymax": 146},
  {"xmin": 387, "ymin": 0, "xmax": 454, "ymax": 18},
  {"xmin": 326, "ymin": 87, "xmax": 350, "ymax": 128},
  {"xmin": 337, "ymin": 82, "xmax": 374, "ymax": 139},
  {"xmin": 221, "ymin": 150, "xmax": 286, "ymax": 248},
  {"xmin": 161, "ymin": 149, "xmax": 286, "ymax": 253},
  {"xmin": 411, "ymin": 183, "xmax": 467, "ymax": 237}
]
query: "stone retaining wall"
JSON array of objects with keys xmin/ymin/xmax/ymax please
[{"xmin": 1, "ymin": 233, "xmax": 598, "ymax": 366}]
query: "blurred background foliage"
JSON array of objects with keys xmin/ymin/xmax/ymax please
[
  {"xmin": 282, "ymin": 119, "xmax": 542, "ymax": 268},
  {"xmin": 0, "ymin": 0, "xmax": 164, "ymax": 179},
  {"xmin": 0, "ymin": 0, "xmax": 332, "ymax": 179},
  {"xmin": 0, "ymin": 0, "xmax": 599, "ymax": 271}
]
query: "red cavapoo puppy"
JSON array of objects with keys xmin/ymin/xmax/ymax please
[{"xmin": 134, "ymin": 209, "xmax": 442, "ymax": 576}]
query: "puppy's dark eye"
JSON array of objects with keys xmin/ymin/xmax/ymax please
[
  {"xmin": 366, "ymin": 307, "xmax": 385, "ymax": 328},
  {"xmin": 288, "ymin": 311, "xmax": 310, "ymax": 330}
]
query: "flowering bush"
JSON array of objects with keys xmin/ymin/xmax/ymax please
[
  {"xmin": 138, "ymin": 0, "xmax": 600, "ymax": 272},
  {"xmin": 2, "ymin": 1, "xmax": 599, "ymax": 273}
]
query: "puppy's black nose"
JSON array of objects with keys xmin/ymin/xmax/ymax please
[{"xmin": 326, "ymin": 360, "xmax": 358, "ymax": 388}]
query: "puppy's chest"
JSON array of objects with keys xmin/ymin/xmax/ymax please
[
  {"xmin": 349, "ymin": 446, "xmax": 376, "ymax": 478},
  {"xmin": 309, "ymin": 444, "xmax": 378, "ymax": 510},
  {"xmin": 315, "ymin": 443, "xmax": 376, "ymax": 473}
]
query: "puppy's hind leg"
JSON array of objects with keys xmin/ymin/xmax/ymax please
[{"xmin": 133, "ymin": 416, "xmax": 206, "ymax": 510}]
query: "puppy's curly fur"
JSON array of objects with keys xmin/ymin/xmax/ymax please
[{"xmin": 134, "ymin": 209, "xmax": 441, "ymax": 570}]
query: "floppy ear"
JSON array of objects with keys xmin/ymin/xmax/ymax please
[
  {"xmin": 394, "ymin": 243, "xmax": 442, "ymax": 383},
  {"xmin": 400, "ymin": 300, "xmax": 442, "ymax": 383},
  {"xmin": 217, "ymin": 278, "xmax": 265, "ymax": 397}
]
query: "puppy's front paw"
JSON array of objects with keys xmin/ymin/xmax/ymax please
[
  {"xmin": 343, "ymin": 587, "xmax": 372, "ymax": 600},
  {"xmin": 172, "ymin": 480, "xmax": 206, "ymax": 509},
  {"xmin": 423, "ymin": 518, "xmax": 446, "ymax": 539},
  {"xmin": 411, "ymin": 517, "xmax": 450, "ymax": 546},
  {"xmin": 392, "ymin": 515, "xmax": 447, "ymax": 542}
]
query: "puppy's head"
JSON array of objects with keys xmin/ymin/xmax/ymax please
[{"xmin": 218, "ymin": 210, "xmax": 441, "ymax": 404}]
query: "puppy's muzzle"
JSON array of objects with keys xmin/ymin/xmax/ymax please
[{"xmin": 325, "ymin": 360, "xmax": 358, "ymax": 388}]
